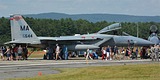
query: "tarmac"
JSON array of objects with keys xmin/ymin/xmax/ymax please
[{"xmin": 0, "ymin": 58, "xmax": 159, "ymax": 80}]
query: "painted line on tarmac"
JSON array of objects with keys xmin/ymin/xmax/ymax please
[
  {"xmin": 0, "ymin": 61, "xmax": 95, "ymax": 68},
  {"xmin": 0, "ymin": 59, "xmax": 152, "ymax": 68}
]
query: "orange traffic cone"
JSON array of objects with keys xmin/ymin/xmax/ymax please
[{"xmin": 38, "ymin": 71, "xmax": 42, "ymax": 76}]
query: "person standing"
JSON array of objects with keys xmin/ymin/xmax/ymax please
[
  {"xmin": 5, "ymin": 47, "xmax": 12, "ymax": 61},
  {"xmin": 125, "ymin": 48, "xmax": 130, "ymax": 60},
  {"xmin": 85, "ymin": 49, "xmax": 93, "ymax": 60},
  {"xmin": 17, "ymin": 45, "xmax": 23, "ymax": 60},
  {"xmin": 23, "ymin": 46, "xmax": 28, "ymax": 60},
  {"xmin": 55, "ymin": 44, "xmax": 60, "ymax": 60},
  {"xmin": 114, "ymin": 46, "xmax": 119, "ymax": 60},
  {"xmin": 121, "ymin": 47, "xmax": 125, "ymax": 60},
  {"xmin": 48, "ymin": 46, "xmax": 54, "ymax": 60},
  {"xmin": 0, "ymin": 46, "xmax": 4, "ymax": 60},
  {"xmin": 106, "ymin": 45, "xmax": 111, "ymax": 60},
  {"xmin": 0, "ymin": 47, "xmax": 2, "ymax": 60},
  {"xmin": 101, "ymin": 47, "xmax": 106, "ymax": 60},
  {"xmin": 135, "ymin": 47, "xmax": 139, "ymax": 59},
  {"xmin": 63, "ymin": 45, "xmax": 68, "ymax": 60},
  {"xmin": 154, "ymin": 45, "xmax": 159, "ymax": 61},
  {"xmin": 1, "ymin": 46, "xmax": 7, "ymax": 60},
  {"xmin": 150, "ymin": 45, "xmax": 155, "ymax": 61},
  {"xmin": 141, "ymin": 47, "xmax": 146, "ymax": 59}
]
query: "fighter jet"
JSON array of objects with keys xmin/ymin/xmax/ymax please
[{"xmin": 5, "ymin": 15, "xmax": 154, "ymax": 50}]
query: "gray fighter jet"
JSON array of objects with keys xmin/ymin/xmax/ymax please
[{"xmin": 5, "ymin": 15, "xmax": 153, "ymax": 50}]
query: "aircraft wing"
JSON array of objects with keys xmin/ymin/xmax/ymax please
[
  {"xmin": 38, "ymin": 35, "xmax": 101, "ymax": 41},
  {"xmin": 37, "ymin": 35, "xmax": 102, "ymax": 50},
  {"xmin": 5, "ymin": 40, "xmax": 41, "ymax": 44},
  {"xmin": 38, "ymin": 34, "xmax": 103, "ymax": 45}
]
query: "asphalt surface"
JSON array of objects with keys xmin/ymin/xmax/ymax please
[{"xmin": 0, "ymin": 58, "xmax": 159, "ymax": 80}]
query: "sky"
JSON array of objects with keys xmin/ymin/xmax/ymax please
[{"xmin": 0, "ymin": 0, "xmax": 160, "ymax": 17}]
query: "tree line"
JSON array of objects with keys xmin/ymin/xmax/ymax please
[{"xmin": 0, "ymin": 16, "xmax": 160, "ymax": 45}]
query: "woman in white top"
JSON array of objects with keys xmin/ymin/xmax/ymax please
[{"xmin": 55, "ymin": 44, "xmax": 60, "ymax": 60}]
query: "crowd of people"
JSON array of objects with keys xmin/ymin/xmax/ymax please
[
  {"xmin": 0, "ymin": 44, "xmax": 159, "ymax": 61},
  {"xmin": 0, "ymin": 45, "xmax": 28, "ymax": 61},
  {"xmin": 43, "ymin": 44, "xmax": 69, "ymax": 60},
  {"xmin": 101, "ymin": 46, "xmax": 120, "ymax": 60},
  {"xmin": 100, "ymin": 45, "xmax": 160, "ymax": 61}
]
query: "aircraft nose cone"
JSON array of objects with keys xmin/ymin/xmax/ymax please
[
  {"xmin": 114, "ymin": 36, "xmax": 154, "ymax": 46},
  {"xmin": 135, "ymin": 38, "xmax": 154, "ymax": 46},
  {"xmin": 127, "ymin": 36, "xmax": 154, "ymax": 46}
]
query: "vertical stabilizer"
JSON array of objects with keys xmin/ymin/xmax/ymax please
[{"xmin": 9, "ymin": 15, "xmax": 40, "ymax": 44}]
